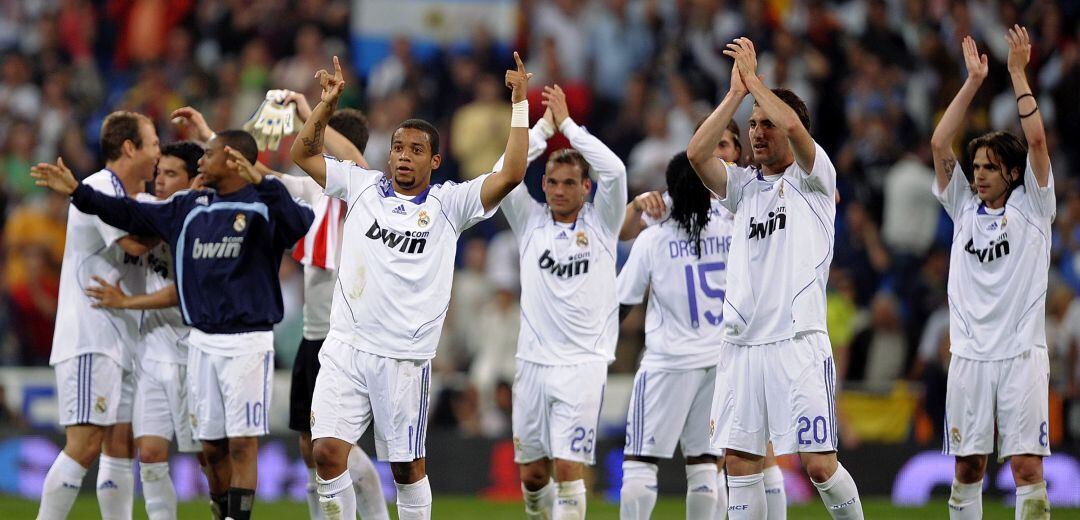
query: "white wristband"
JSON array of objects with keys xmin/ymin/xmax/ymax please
[{"xmin": 511, "ymin": 100, "xmax": 529, "ymax": 128}]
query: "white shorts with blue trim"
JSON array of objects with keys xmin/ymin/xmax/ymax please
[
  {"xmin": 625, "ymin": 366, "xmax": 720, "ymax": 459},
  {"xmin": 710, "ymin": 331, "xmax": 838, "ymax": 457},
  {"xmin": 187, "ymin": 340, "xmax": 274, "ymax": 440},
  {"xmin": 310, "ymin": 337, "xmax": 431, "ymax": 462},
  {"xmin": 55, "ymin": 353, "xmax": 134, "ymax": 426},
  {"xmin": 133, "ymin": 357, "xmax": 199, "ymax": 452},
  {"xmin": 512, "ymin": 359, "xmax": 607, "ymax": 465}
]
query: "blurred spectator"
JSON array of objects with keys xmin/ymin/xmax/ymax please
[
  {"xmin": 0, "ymin": 52, "xmax": 41, "ymax": 122},
  {"xmin": 587, "ymin": 0, "xmax": 654, "ymax": 122},
  {"xmin": 833, "ymin": 201, "xmax": 891, "ymax": 306},
  {"xmin": 627, "ymin": 106, "xmax": 679, "ymax": 193},
  {"xmin": 848, "ymin": 291, "xmax": 911, "ymax": 385},
  {"xmin": 881, "ymin": 144, "xmax": 938, "ymax": 258},
  {"xmin": 1, "ymin": 120, "xmax": 37, "ymax": 201},
  {"xmin": 450, "ymin": 74, "xmax": 511, "ymax": 180},
  {"xmin": 912, "ymin": 306, "xmax": 950, "ymax": 440},
  {"xmin": 530, "ymin": 0, "xmax": 589, "ymax": 82}
]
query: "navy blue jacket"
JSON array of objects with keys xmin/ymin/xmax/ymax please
[{"xmin": 71, "ymin": 177, "xmax": 314, "ymax": 334}]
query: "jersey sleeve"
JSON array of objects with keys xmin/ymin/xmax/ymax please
[
  {"xmin": 438, "ymin": 173, "xmax": 498, "ymax": 233},
  {"xmin": 1022, "ymin": 155, "xmax": 1055, "ymax": 219},
  {"xmin": 798, "ymin": 142, "xmax": 837, "ymax": 198},
  {"xmin": 71, "ymin": 183, "xmax": 188, "ymax": 242},
  {"xmin": 278, "ymin": 174, "xmax": 323, "ymax": 205},
  {"xmin": 617, "ymin": 228, "xmax": 654, "ymax": 305},
  {"xmin": 716, "ymin": 163, "xmax": 754, "ymax": 214},
  {"xmin": 562, "ymin": 119, "xmax": 627, "ymax": 235},
  {"xmin": 323, "ymin": 155, "xmax": 382, "ymax": 201},
  {"xmin": 492, "ymin": 124, "xmax": 549, "ymax": 232},
  {"xmin": 931, "ymin": 161, "xmax": 973, "ymax": 220},
  {"xmin": 253, "ymin": 177, "xmax": 316, "ymax": 249}
]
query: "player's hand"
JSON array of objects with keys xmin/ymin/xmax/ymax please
[
  {"xmin": 190, "ymin": 174, "xmax": 207, "ymax": 190},
  {"xmin": 86, "ymin": 276, "xmax": 130, "ymax": 309},
  {"xmin": 729, "ymin": 57, "xmax": 748, "ymax": 96},
  {"xmin": 171, "ymin": 106, "xmax": 214, "ymax": 142},
  {"xmin": 632, "ymin": 191, "xmax": 666, "ymax": 219},
  {"xmin": 226, "ymin": 146, "xmax": 263, "ymax": 185},
  {"xmin": 723, "ymin": 37, "xmax": 759, "ymax": 81},
  {"xmin": 505, "ymin": 51, "xmax": 532, "ymax": 103},
  {"xmin": 1005, "ymin": 24, "xmax": 1031, "ymax": 74},
  {"xmin": 282, "ymin": 90, "xmax": 313, "ymax": 122},
  {"xmin": 962, "ymin": 35, "xmax": 989, "ymax": 82},
  {"xmin": 315, "ymin": 56, "xmax": 345, "ymax": 106},
  {"xmin": 30, "ymin": 157, "xmax": 79, "ymax": 195},
  {"xmin": 541, "ymin": 85, "xmax": 570, "ymax": 127}
]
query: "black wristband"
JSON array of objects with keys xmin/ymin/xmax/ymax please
[
  {"xmin": 1016, "ymin": 93, "xmax": 1035, "ymax": 103},
  {"xmin": 1020, "ymin": 106, "xmax": 1039, "ymax": 119}
]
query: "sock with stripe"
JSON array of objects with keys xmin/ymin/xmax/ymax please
[
  {"xmin": 37, "ymin": 450, "xmax": 87, "ymax": 520},
  {"xmin": 96, "ymin": 454, "xmax": 134, "ymax": 520},
  {"xmin": 685, "ymin": 463, "xmax": 718, "ymax": 519},
  {"xmin": 620, "ymin": 461, "xmax": 658, "ymax": 519}
]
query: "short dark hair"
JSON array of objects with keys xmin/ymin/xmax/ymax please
[
  {"xmin": 395, "ymin": 119, "xmax": 440, "ymax": 155},
  {"xmin": 160, "ymin": 141, "xmax": 204, "ymax": 180},
  {"xmin": 967, "ymin": 130, "xmax": 1027, "ymax": 193},
  {"xmin": 215, "ymin": 130, "xmax": 258, "ymax": 164},
  {"xmin": 545, "ymin": 148, "xmax": 590, "ymax": 179},
  {"xmin": 100, "ymin": 111, "xmax": 151, "ymax": 162},
  {"xmin": 755, "ymin": 88, "xmax": 811, "ymax": 131},
  {"xmin": 329, "ymin": 108, "xmax": 370, "ymax": 154}
]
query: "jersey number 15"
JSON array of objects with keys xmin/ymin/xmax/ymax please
[{"xmin": 684, "ymin": 262, "xmax": 725, "ymax": 328}]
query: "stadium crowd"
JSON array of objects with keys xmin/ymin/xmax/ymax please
[{"xmin": 0, "ymin": 0, "xmax": 1079, "ymax": 447}]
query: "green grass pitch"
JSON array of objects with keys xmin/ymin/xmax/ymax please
[{"xmin": 6, "ymin": 495, "xmax": 1066, "ymax": 519}]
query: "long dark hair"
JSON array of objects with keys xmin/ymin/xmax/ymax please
[{"xmin": 665, "ymin": 152, "xmax": 713, "ymax": 257}]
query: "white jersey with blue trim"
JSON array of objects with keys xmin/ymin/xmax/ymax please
[
  {"xmin": 323, "ymin": 156, "xmax": 496, "ymax": 361},
  {"xmin": 138, "ymin": 233, "xmax": 189, "ymax": 365},
  {"xmin": 51, "ymin": 169, "xmax": 145, "ymax": 368},
  {"xmin": 618, "ymin": 199, "xmax": 733, "ymax": 370},
  {"xmin": 934, "ymin": 157, "xmax": 1055, "ymax": 361},
  {"xmin": 716, "ymin": 143, "xmax": 837, "ymax": 345}
]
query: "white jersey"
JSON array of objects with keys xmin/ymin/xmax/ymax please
[
  {"xmin": 323, "ymin": 156, "xmax": 496, "ymax": 360},
  {"xmin": 934, "ymin": 158, "xmax": 1054, "ymax": 360},
  {"xmin": 139, "ymin": 239, "xmax": 189, "ymax": 365},
  {"xmin": 717, "ymin": 143, "xmax": 837, "ymax": 345},
  {"xmin": 618, "ymin": 199, "xmax": 733, "ymax": 370},
  {"xmin": 51, "ymin": 169, "xmax": 145, "ymax": 368},
  {"xmin": 500, "ymin": 120, "xmax": 627, "ymax": 365}
]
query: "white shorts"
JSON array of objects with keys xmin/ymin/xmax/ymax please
[
  {"xmin": 187, "ymin": 347, "xmax": 274, "ymax": 440},
  {"xmin": 55, "ymin": 353, "xmax": 134, "ymax": 427},
  {"xmin": 625, "ymin": 366, "xmax": 719, "ymax": 459},
  {"xmin": 310, "ymin": 338, "xmax": 431, "ymax": 463},
  {"xmin": 711, "ymin": 331, "xmax": 838, "ymax": 457},
  {"xmin": 944, "ymin": 348, "xmax": 1051, "ymax": 461},
  {"xmin": 512, "ymin": 360, "xmax": 607, "ymax": 465},
  {"xmin": 133, "ymin": 358, "xmax": 199, "ymax": 452}
]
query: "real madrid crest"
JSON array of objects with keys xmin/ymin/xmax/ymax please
[
  {"xmin": 950, "ymin": 426, "xmax": 962, "ymax": 445},
  {"xmin": 233, "ymin": 213, "xmax": 247, "ymax": 232},
  {"xmin": 779, "ymin": 182, "xmax": 785, "ymax": 199},
  {"xmin": 575, "ymin": 231, "xmax": 588, "ymax": 247},
  {"xmin": 417, "ymin": 210, "xmax": 430, "ymax": 227},
  {"xmin": 95, "ymin": 396, "xmax": 107, "ymax": 414},
  {"xmin": 1000, "ymin": 216, "xmax": 1007, "ymax": 229}
]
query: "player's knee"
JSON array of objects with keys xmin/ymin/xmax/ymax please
[
  {"xmin": 684, "ymin": 454, "xmax": 717, "ymax": 465},
  {"xmin": 202, "ymin": 439, "xmax": 229, "ymax": 465},
  {"xmin": 390, "ymin": 459, "xmax": 425, "ymax": 484},
  {"xmin": 65, "ymin": 443, "xmax": 103, "ymax": 467},
  {"xmin": 519, "ymin": 461, "xmax": 550, "ymax": 490},
  {"xmin": 138, "ymin": 444, "xmax": 169, "ymax": 463},
  {"xmin": 227, "ymin": 436, "xmax": 258, "ymax": 459},
  {"xmin": 1010, "ymin": 456, "xmax": 1044, "ymax": 485},
  {"xmin": 954, "ymin": 456, "xmax": 987, "ymax": 483},
  {"xmin": 312, "ymin": 439, "xmax": 349, "ymax": 475},
  {"xmin": 802, "ymin": 455, "xmax": 838, "ymax": 483},
  {"xmin": 724, "ymin": 450, "xmax": 764, "ymax": 476}
]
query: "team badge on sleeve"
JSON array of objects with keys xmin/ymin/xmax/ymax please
[{"xmin": 234, "ymin": 213, "xmax": 247, "ymax": 232}]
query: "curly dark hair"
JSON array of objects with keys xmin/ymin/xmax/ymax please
[{"xmin": 665, "ymin": 151, "xmax": 712, "ymax": 257}]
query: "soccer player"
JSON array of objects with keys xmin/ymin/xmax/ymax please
[
  {"xmin": 32, "ymin": 130, "xmax": 314, "ymax": 520},
  {"xmin": 617, "ymin": 151, "xmax": 733, "ymax": 520},
  {"xmin": 36, "ymin": 111, "xmax": 159, "ymax": 520},
  {"xmin": 491, "ymin": 84, "xmax": 627, "ymax": 519},
  {"xmin": 291, "ymin": 54, "xmax": 531, "ymax": 519},
  {"xmin": 85, "ymin": 141, "xmax": 204, "ymax": 520},
  {"xmin": 688, "ymin": 38, "xmax": 863, "ymax": 519},
  {"xmin": 930, "ymin": 28, "xmax": 1053, "ymax": 520}
]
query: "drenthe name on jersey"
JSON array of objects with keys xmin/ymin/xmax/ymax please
[
  {"xmin": 748, "ymin": 206, "xmax": 786, "ymax": 240},
  {"xmin": 365, "ymin": 219, "xmax": 428, "ymax": 254},
  {"xmin": 964, "ymin": 233, "xmax": 1010, "ymax": 263},
  {"xmin": 192, "ymin": 237, "xmax": 244, "ymax": 259},
  {"xmin": 668, "ymin": 235, "xmax": 730, "ymax": 259},
  {"xmin": 538, "ymin": 249, "xmax": 590, "ymax": 278}
]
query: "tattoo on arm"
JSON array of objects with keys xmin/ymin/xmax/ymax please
[
  {"xmin": 301, "ymin": 122, "xmax": 325, "ymax": 156},
  {"xmin": 941, "ymin": 157, "xmax": 957, "ymax": 181}
]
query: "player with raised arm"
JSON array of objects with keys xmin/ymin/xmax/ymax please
[
  {"xmin": 32, "ymin": 130, "xmax": 314, "ymax": 520},
  {"xmin": 84, "ymin": 141, "xmax": 203, "ymax": 520},
  {"xmin": 688, "ymin": 38, "xmax": 863, "ymax": 520},
  {"xmin": 490, "ymin": 83, "xmax": 627, "ymax": 519},
  {"xmin": 36, "ymin": 111, "xmax": 158, "ymax": 520},
  {"xmin": 290, "ymin": 54, "xmax": 531, "ymax": 520},
  {"xmin": 930, "ymin": 28, "xmax": 1053, "ymax": 520}
]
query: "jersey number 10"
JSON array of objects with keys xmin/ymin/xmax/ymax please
[{"xmin": 684, "ymin": 262, "xmax": 725, "ymax": 328}]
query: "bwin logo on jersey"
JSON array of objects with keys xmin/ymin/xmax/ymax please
[
  {"xmin": 192, "ymin": 237, "xmax": 244, "ymax": 259},
  {"xmin": 748, "ymin": 207, "xmax": 786, "ymax": 240},
  {"xmin": 538, "ymin": 249, "xmax": 589, "ymax": 278},
  {"xmin": 365, "ymin": 220, "xmax": 427, "ymax": 254},
  {"xmin": 964, "ymin": 236, "xmax": 1010, "ymax": 263}
]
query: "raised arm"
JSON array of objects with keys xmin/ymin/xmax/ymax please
[
  {"xmin": 291, "ymin": 56, "xmax": 346, "ymax": 187},
  {"xmin": 619, "ymin": 191, "xmax": 666, "ymax": 241},
  {"xmin": 930, "ymin": 36, "xmax": 987, "ymax": 192},
  {"xmin": 227, "ymin": 147, "xmax": 314, "ymax": 247},
  {"xmin": 283, "ymin": 91, "xmax": 369, "ymax": 168},
  {"xmin": 479, "ymin": 52, "xmax": 532, "ymax": 212},
  {"xmin": 688, "ymin": 60, "xmax": 747, "ymax": 197},
  {"xmin": 1006, "ymin": 25, "xmax": 1050, "ymax": 186},
  {"xmin": 87, "ymin": 277, "xmax": 179, "ymax": 310},
  {"xmin": 725, "ymin": 37, "xmax": 816, "ymax": 172}
]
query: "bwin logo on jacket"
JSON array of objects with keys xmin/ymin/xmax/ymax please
[{"xmin": 192, "ymin": 237, "xmax": 244, "ymax": 259}]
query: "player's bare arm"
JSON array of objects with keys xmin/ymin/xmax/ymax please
[
  {"xmin": 1006, "ymin": 24, "xmax": 1050, "ymax": 186},
  {"xmin": 479, "ymin": 51, "xmax": 531, "ymax": 212},
  {"xmin": 226, "ymin": 146, "xmax": 264, "ymax": 185},
  {"xmin": 688, "ymin": 58, "xmax": 747, "ymax": 197},
  {"xmin": 171, "ymin": 106, "xmax": 215, "ymax": 143},
  {"xmin": 930, "ymin": 36, "xmax": 987, "ymax": 192},
  {"xmin": 86, "ymin": 276, "xmax": 179, "ymax": 310},
  {"xmin": 619, "ymin": 191, "xmax": 666, "ymax": 241},
  {"xmin": 283, "ymin": 90, "xmax": 369, "ymax": 168},
  {"xmin": 291, "ymin": 56, "xmax": 346, "ymax": 187},
  {"xmin": 725, "ymin": 37, "xmax": 816, "ymax": 172}
]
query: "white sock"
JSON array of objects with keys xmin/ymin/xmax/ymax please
[
  {"xmin": 727, "ymin": 473, "xmax": 766, "ymax": 520},
  {"xmin": 555, "ymin": 479, "xmax": 587, "ymax": 520},
  {"xmin": 306, "ymin": 468, "xmax": 325, "ymax": 520},
  {"xmin": 1015, "ymin": 481, "xmax": 1050, "ymax": 520},
  {"xmin": 948, "ymin": 479, "xmax": 982, "ymax": 520},
  {"xmin": 97, "ymin": 454, "xmax": 134, "ymax": 520},
  {"xmin": 763, "ymin": 465, "xmax": 786, "ymax": 520},
  {"xmin": 395, "ymin": 476, "xmax": 432, "ymax": 520},
  {"xmin": 715, "ymin": 470, "xmax": 728, "ymax": 519},
  {"xmin": 37, "ymin": 451, "xmax": 87, "ymax": 520},
  {"xmin": 686, "ymin": 463, "xmax": 718, "ymax": 520},
  {"xmin": 317, "ymin": 469, "xmax": 356, "ymax": 520},
  {"xmin": 140, "ymin": 462, "xmax": 176, "ymax": 520},
  {"xmin": 523, "ymin": 480, "xmax": 556, "ymax": 520},
  {"xmin": 620, "ymin": 461, "xmax": 657, "ymax": 519},
  {"xmin": 811, "ymin": 462, "xmax": 863, "ymax": 519},
  {"xmin": 348, "ymin": 446, "xmax": 389, "ymax": 520}
]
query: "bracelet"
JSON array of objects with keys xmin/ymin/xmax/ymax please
[
  {"xmin": 511, "ymin": 100, "xmax": 529, "ymax": 128},
  {"xmin": 1016, "ymin": 93, "xmax": 1035, "ymax": 103},
  {"xmin": 1020, "ymin": 106, "xmax": 1039, "ymax": 119}
]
